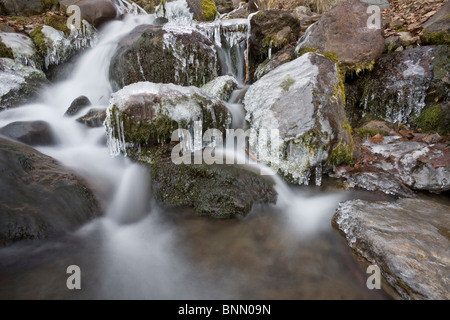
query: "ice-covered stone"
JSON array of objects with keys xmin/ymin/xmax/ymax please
[
  {"xmin": 200, "ymin": 75, "xmax": 238, "ymax": 101},
  {"xmin": 0, "ymin": 32, "xmax": 40, "ymax": 69}
]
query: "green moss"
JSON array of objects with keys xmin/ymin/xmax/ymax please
[
  {"xmin": 296, "ymin": 47, "xmax": 319, "ymax": 57},
  {"xmin": 44, "ymin": 14, "xmax": 69, "ymax": 34},
  {"xmin": 328, "ymin": 138, "xmax": 353, "ymax": 167},
  {"xmin": 280, "ymin": 75, "xmax": 295, "ymax": 91},
  {"xmin": 414, "ymin": 104, "xmax": 450, "ymax": 136},
  {"xmin": 356, "ymin": 127, "xmax": 383, "ymax": 137},
  {"xmin": 0, "ymin": 39, "xmax": 14, "ymax": 59},
  {"xmin": 30, "ymin": 26, "xmax": 47, "ymax": 55},
  {"xmin": 41, "ymin": 0, "xmax": 60, "ymax": 12},
  {"xmin": 421, "ymin": 29, "xmax": 450, "ymax": 45},
  {"xmin": 342, "ymin": 121, "xmax": 352, "ymax": 136},
  {"xmin": 201, "ymin": 0, "xmax": 217, "ymax": 22}
]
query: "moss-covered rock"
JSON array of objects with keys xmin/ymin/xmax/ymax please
[
  {"xmin": 414, "ymin": 103, "xmax": 450, "ymax": 136},
  {"xmin": 244, "ymin": 52, "xmax": 353, "ymax": 185},
  {"xmin": 109, "ymin": 24, "xmax": 219, "ymax": 91},
  {"xmin": 0, "ymin": 39, "xmax": 13, "ymax": 59},
  {"xmin": 185, "ymin": 0, "xmax": 217, "ymax": 22},
  {"xmin": 420, "ymin": 1, "xmax": 450, "ymax": 45},
  {"xmin": 142, "ymin": 145, "xmax": 277, "ymax": 219}
]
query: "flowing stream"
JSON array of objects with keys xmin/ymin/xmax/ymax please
[{"xmin": 0, "ymin": 1, "xmax": 390, "ymax": 299}]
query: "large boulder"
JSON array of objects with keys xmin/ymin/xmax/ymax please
[
  {"xmin": 200, "ymin": 75, "xmax": 238, "ymax": 101},
  {"xmin": 215, "ymin": 0, "xmax": 234, "ymax": 14},
  {"xmin": 185, "ymin": 0, "xmax": 218, "ymax": 21},
  {"xmin": 0, "ymin": 32, "xmax": 42, "ymax": 69},
  {"xmin": 60, "ymin": 0, "xmax": 117, "ymax": 27},
  {"xmin": 249, "ymin": 9, "xmax": 301, "ymax": 65},
  {"xmin": 0, "ymin": 137, "xmax": 101, "ymax": 246},
  {"xmin": 421, "ymin": 1, "xmax": 450, "ymax": 45},
  {"xmin": 0, "ymin": 58, "xmax": 47, "ymax": 111},
  {"xmin": 295, "ymin": 0, "xmax": 385, "ymax": 75},
  {"xmin": 109, "ymin": 24, "xmax": 219, "ymax": 91},
  {"xmin": 360, "ymin": 45, "xmax": 450, "ymax": 125},
  {"xmin": 244, "ymin": 52, "xmax": 353, "ymax": 185},
  {"xmin": 105, "ymin": 81, "xmax": 231, "ymax": 156},
  {"xmin": 0, "ymin": 121, "xmax": 56, "ymax": 146},
  {"xmin": 333, "ymin": 198, "xmax": 450, "ymax": 300}
]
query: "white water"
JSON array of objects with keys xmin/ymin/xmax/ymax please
[{"xmin": 0, "ymin": 0, "xmax": 358, "ymax": 299}]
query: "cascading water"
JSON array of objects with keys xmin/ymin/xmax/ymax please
[{"xmin": 0, "ymin": 0, "xmax": 389, "ymax": 299}]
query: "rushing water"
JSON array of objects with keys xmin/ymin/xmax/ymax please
[{"xmin": 0, "ymin": 1, "xmax": 391, "ymax": 299}]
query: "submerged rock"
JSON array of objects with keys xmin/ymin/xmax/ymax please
[
  {"xmin": 105, "ymin": 81, "xmax": 231, "ymax": 156},
  {"xmin": 244, "ymin": 52, "xmax": 352, "ymax": 185},
  {"xmin": 0, "ymin": 58, "xmax": 47, "ymax": 111},
  {"xmin": 200, "ymin": 75, "xmax": 238, "ymax": 101},
  {"xmin": 361, "ymin": 45, "xmax": 450, "ymax": 125},
  {"xmin": 333, "ymin": 198, "xmax": 450, "ymax": 300},
  {"xmin": 109, "ymin": 24, "xmax": 218, "ymax": 91},
  {"xmin": 295, "ymin": 0, "xmax": 385, "ymax": 75},
  {"xmin": 0, "ymin": 137, "xmax": 101, "ymax": 246},
  {"xmin": 0, "ymin": 121, "xmax": 56, "ymax": 146}
]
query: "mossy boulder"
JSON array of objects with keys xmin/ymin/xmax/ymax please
[
  {"xmin": 200, "ymin": 75, "xmax": 238, "ymax": 101},
  {"xmin": 295, "ymin": 0, "xmax": 385, "ymax": 76},
  {"xmin": 143, "ymin": 145, "xmax": 277, "ymax": 219},
  {"xmin": 0, "ymin": 137, "xmax": 101, "ymax": 246},
  {"xmin": 360, "ymin": 45, "xmax": 450, "ymax": 125},
  {"xmin": 109, "ymin": 24, "xmax": 219, "ymax": 91},
  {"xmin": 244, "ymin": 52, "xmax": 353, "ymax": 185},
  {"xmin": 0, "ymin": 32, "xmax": 42, "ymax": 69},
  {"xmin": 0, "ymin": 38, "xmax": 13, "ymax": 60},
  {"xmin": 249, "ymin": 10, "xmax": 301, "ymax": 67},
  {"xmin": 421, "ymin": 1, "xmax": 450, "ymax": 45},
  {"xmin": 105, "ymin": 82, "xmax": 231, "ymax": 156}
]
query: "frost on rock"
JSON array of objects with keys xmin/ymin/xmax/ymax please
[
  {"xmin": 200, "ymin": 75, "xmax": 238, "ymax": 101},
  {"xmin": 157, "ymin": 0, "xmax": 194, "ymax": 26},
  {"xmin": 37, "ymin": 23, "xmax": 96, "ymax": 70},
  {"xmin": 105, "ymin": 82, "xmax": 231, "ymax": 157},
  {"xmin": 0, "ymin": 58, "xmax": 46, "ymax": 110},
  {"xmin": 334, "ymin": 198, "xmax": 450, "ymax": 300},
  {"xmin": 0, "ymin": 32, "xmax": 40, "ymax": 69},
  {"xmin": 243, "ymin": 52, "xmax": 351, "ymax": 185}
]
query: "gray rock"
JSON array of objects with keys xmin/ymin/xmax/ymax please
[
  {"xmin": 244, "ymin": 52, "xmax": 353, "ymax": 185},
  {"xmin": 0, "ymin": 0, "xmax": 42, "ymax": 16},
  {"xmin": 333, "ymin": 198, "xmax": 450, "ymax": 300},
  {"xmin": 109, "ymin": 24, "xmax": 218, "ymax": 91},
  {"xmin": 0, "ymin": 121, "xmax": 56, "ymax": 146},
  {"xmin": 65, "ymin": 95, "xmax": 92, "ymax": 116},
  {"xmin": 200, "ymin": 75, "xmax": 238, "ymax": 101},
  {"xmin": 360, "ymin": 0, "xmax": 389, "ymax": 10},
  {"xmin": 0, "ymin": 137, "xmax": 101, "ymax": 246},
  {"xmin": 60, "ymin": 0, "xmax": 117, "ymax": 27}
]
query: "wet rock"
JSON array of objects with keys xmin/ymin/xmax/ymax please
[
  {"xmin": 295, "ymin": 0, "xmax": 385, "ymax": 75},
  {"xmin": 215, "ymin": 0, "xmax": 234, "ymax": 14},
  {"xmin": 0, "ymin": 32, "xmax": 42, "ymax": 69},
  {"xmin": 421, "ymin": 1, "xmax": 450, "ymax": 45},
  {"xmin": 347, "ymin": 135, "xmax": 450, "ymax": 193},
  {"xmin": 249, "ymin": 9, "xmax": 301, "ymax": 65},
  {"xmin": 109, "ymin": 24, "xmax": 218, "ymax": 91},
  {"xmin": 0, "ymin": 0, "xmax": 43, "ymax": 17},
  {"xmin": 361, "ymin": 45, "xmax": 450, "ymax": 125},
  {"xmin": 200, "ymin": 75, "xmax": 238, "ymax": 101},
  {"xmin": 253, "ymin": 43, "xmax": 296, "ymax": 81},
  {"xmin": 244, "ymin": 52, "xmax": 353, "ymax": 185},
  {"xmin": 147, "ymin": 145, "xmax": 277, "ymax": 219},
  {"xmin": 414, "ymin": 102, "xmax": 450, "ymax": 136},
  {"xmin": 0, "ymin": 58, "xmax": 47, "ymax": 111},
  {"xmin": 65, "ymin": 95, "xmax": 92, "ymax": 116},
  {"xmin": 333, "ymin": 198, "xmax": 450, "ymax": 300},
  {"xmin": 0, "ymin": 121, "xmax": 56, "ymax": 146},
  {"xmin": 76, "ymin": 108, "xmax": 106, "ymax": 128},
  {"xmin": 0, "ymin": 137, "xmax": 101, "ymax": 246},
  {"xmin": 357, "ymin": 120, "xmax": 392, "ymax": 137},
  {"xmin": 105, "ymin": 81, "xmax": 231, "ymax": 156}
]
